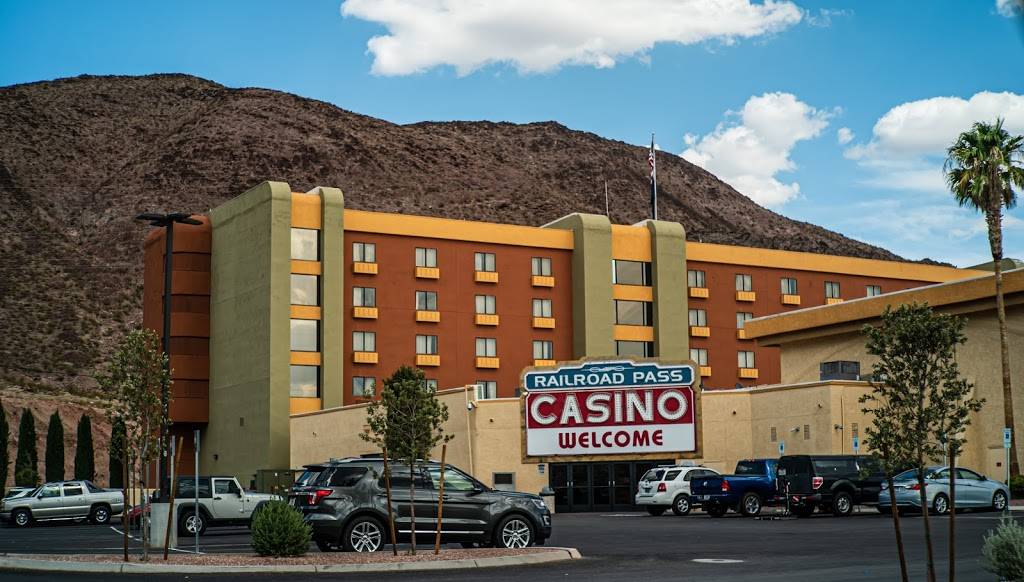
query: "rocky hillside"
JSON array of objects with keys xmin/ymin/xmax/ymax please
[{"xmin": 0, "ymin": 74, "xmax": 902, "ymax": 395}]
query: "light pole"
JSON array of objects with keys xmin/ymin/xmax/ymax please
[{"xmin": 136, "ymin": 212, "xmax": 202, "ymax": 493}]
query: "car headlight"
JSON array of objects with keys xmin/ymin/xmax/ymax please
[{"xmin": 530, "ymin": 499, "xmax": 548, "ymax": 511}]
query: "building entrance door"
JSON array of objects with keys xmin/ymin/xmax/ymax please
[{"xmin": 550, "ymin": 460, "xmax": 673, "ymax": 512}]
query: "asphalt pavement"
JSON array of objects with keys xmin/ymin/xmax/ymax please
[{"xmin": 0, "ymin": 508, "xmax": 1016, "ymax": 581}]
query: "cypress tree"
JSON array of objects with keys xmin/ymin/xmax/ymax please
[
  {"xmin": 74, "ymin": 415, "xmax": 95, "ymax": 481},
  {"xmin": 45, "ymin": 411, "xmax": 64, "ymax": 483},
  {"xmin": 0, "ymin": 400, "xmax": 9, "ymax": 497},
  {"xmin": 14, "ymin": 410, "xmax": 38, "ymax": 487},
  {"xmin": 109, "ymin": 418, "xmax": 124, "ymax": 488}
]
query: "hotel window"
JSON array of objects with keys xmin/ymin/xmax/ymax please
[
  {"xmin": 615, "ymin": 300, "xmax": 653, "ymax": 326},
  {"xmin": 780, "ymin": 277, "xmax": 798, "ymax": 295},
  {"xmin": 352, "ymin": 286, "xmax": 376, "ymax": 307},
  {"xmin": 825, "ymin": 281, "xmax": 841, "ymax": 299},
  {"xmin": 804, "ymin": 424, "xmax": 811, "ymax": 440},
  {"xmin": 353, "ymin": 242, "xmax": 376, "ymax": 263},
  {"xmin": 352, "ymin": 331, "xmax": 376, "ymax": 352},
  {"xmin": 290, "ymin": 319, "xmax": 319, "ymax": 352},
  {"xmin": 291, "ymin": 228, "xmax": 319, "ymax": 261},
  {"xmin": 476, "ymin": 381, "xmax": 497, "ymax": 400},
  {"xmin": 770, "ymin": 427, "xmax": 777, "ymax": 442},
  {"xmin": 736, "ymin": 274, "xmax": 753, "ymax": 292},
  {"xmin": 613, "ymin": 260, "xmax": 652, "ymax": 286},
  {"xmin": 475, "ymin": 294, "xmax": 497, "ymax": 314},
  {"xmin": 532, "ymin": 298, "xmax": 553, "ymax": 318},
  {"xmin": 424, "ymin": 379, "xmax": 438, "ymax": 391},
  {"xmin": 533, "ymin": 340, "xmax": 554, "ymax": 360},
  {"xmin": 415, "ymin": 290, "xmax": 438, "ymax": 311},
  {"xmin": 688, "ymin": 309, "xmax": 707, "ymax": 327},
  {"xmin": 690, "ymin": 348, "xmax": 708, "ymax": 366},
  {"xmin": 416, "ymin": 334, "xmax": 438, "ymax": 355},
  {"xmin": 866, "ymin": 285, "xmax": 882, "ymax": 297},
  {"xmin": 415, "ymin": 247, "xmax": 437, "ymax": 268},
  {"xmin": 616, "ymin": 340, "xmax": 653, "ymax": 357},
  {"xmin": 352, "ymin": 376, "xmax": 376, "ymax": 397},
  {"xmin": 532, "ymin": 257, "xmax": 552, "ymax": 277},
  {"xmin": 290, "ymin": 365, "xmax": 319, "ymax": 398},
  {"xmin": 474, "ymin": 252, "xmax": 496, "ymax": 272},
  {"xmin": 736, "ymin": 312, "xmax": 753, "ymax": 329},
  {"xmin": 687, "ymin": 269, "xmax": 706, "ymax": 288},
  {"xmin": 476, "ymin": 337, "xmax": 497, "ymax": 357},
  {"xmin": 291, "ymin": 274, "xmax": 319, "ymax": 306},
  {"xmin": 738, "ymin": 351, "xmax": 756, "ymax": 369}
]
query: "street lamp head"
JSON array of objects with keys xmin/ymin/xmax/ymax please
[
  {"xmin": 134, "ymin": 212, "xmax": 202, "ymax": 226},
  {"xmin": 168, "ymin": 212, "xmax": 202, "ymax": 225}
]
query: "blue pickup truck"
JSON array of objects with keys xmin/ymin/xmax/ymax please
[{"xmin": 690, "ymin": 459, "xmax": 779, "ymax": 517}]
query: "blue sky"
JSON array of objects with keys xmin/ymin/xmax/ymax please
[{"xmin": 2, "ymin": 0, "xmax": 1023, "ymax": 266}]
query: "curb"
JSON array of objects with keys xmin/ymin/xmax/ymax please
[{"xmin": 0, "ymin": 548, "xmax": 581, "ymax": 574}]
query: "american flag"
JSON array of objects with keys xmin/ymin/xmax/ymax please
[{"xmin": 648, "ymin": 141, "xmax": 656, "ymax": 181}]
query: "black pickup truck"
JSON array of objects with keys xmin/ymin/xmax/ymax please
[{"xmin": 778, "ymin": 455, "xmax": 885, "ymax": 517}]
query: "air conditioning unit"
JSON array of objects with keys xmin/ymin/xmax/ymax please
[{"xmin": 820, "ymin": 360, "xmax": 860, "ymax": 381}]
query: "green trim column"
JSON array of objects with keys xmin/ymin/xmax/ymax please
[
  {"xmin": 207, "ymin": 180, "xmax": 292, "ymax": 482},
  {"xmin": 312, "ymin": 186, "xmax": 345, "ymax": 409},
  {"xmin": 645, "ymin": 220, "xmax": 688, "ymax": 360},
  {"xmin": 543, "ymin": 213, "xmax": 614, "ymax": 358}
]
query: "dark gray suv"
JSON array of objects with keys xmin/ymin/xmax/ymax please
[{"xmin": 288, "ymin": 457, "xmax": 552, "ymax": 552}]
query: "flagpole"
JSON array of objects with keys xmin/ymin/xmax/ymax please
[
  {"xmin": 604, "ymin": 180, "xmax": 610, "ymax": 217},
  {"xmin": 650, "ymin": 133, "xmax": 658, "ymax": 221}
]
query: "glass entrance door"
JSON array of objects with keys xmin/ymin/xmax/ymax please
[
  {"xmin": 549, "ymin": 460, "xmax": 674, "ymax": 512},
  {"xmin": 612, "ymin": 463, "xmax": 633, "ymax": 508},
  {"xmin": 570, "ymin": 464, "xmax": 591, "ymax": 512},
  {"xmin": 592, "ymin": 464, "xmax": 612, "ymax": 511}
]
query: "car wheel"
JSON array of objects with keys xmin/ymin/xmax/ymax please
[
  {"xmin": 795, "ymin": 506, "xmax": 815, "ymax": 518},
  {"xmin": 706, "ymin": 505, "xmax": 727, "ymax": 518},
  {"xmin": 178, "ymin": 510, "xmax": 207, "ymax": 536},
  {"xmin": 932, "ymin": 493, "xmax": 949, "ymax": 516},
  {"xmin": 342, "ymin": 516, "xmax": 385, "ymax": 552},
  {"xmin": 740, "ymin": 493, "xmax": 762, "ymax": 517},
  {"xmin": 832, "ymin": 492, "xmax": 854, "ymax": 517},
  {"xmin": 672, "ymin": 495, "xmax": 693, "ymax": 516},
  {"xmin": 646, "ymin": 506, "xmax": 666, "ymax": 516},
  {"xmin": 495, "ymin": 515, "xmax": 535, "ymax": 549},
  {"xmin": 993, "ymin": 490, "xmax": 1009, "ymax": 512},
  {"xmin": 11, "ymin": 509, "xmax": 31, "ymax": 528},
  {"xmin": 90, "ymin": 505, "xmax": 112, "ymax": 525}
]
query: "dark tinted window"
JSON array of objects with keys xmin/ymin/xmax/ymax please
[
  {"xmin": 812, "ymin": 458, "xmax": 859, "ymax": 477},
  {"xmin": 734, "ymin": 461, "xmax": 766, "ymax": 476},
  {"xmin": 63, "ymin": 486, "xmax": 84, "ymax": 497},
  {"xmin": 779, "ymin": 457, "xmax": 812, "ymax": 476},
  {"xmin": 84, "ymin": 481, "xmax": 103, "ymax": 493},
  {"xmin": 328, "ymin": 467, "xmax": 368, "ymax": 487},
  {"xmin": 641, "ymin": 469, "xmax": 666, "ymax": 482},
  {"xmin": 295, "ymin": 469, "xmax": 322, "ymax": 487},
  {"xmin": 426, "ymin": 467, "xmax": 478, "ymax": 491},
  {"xmin": 380, "ymin": 469, "xmax": 430, "ymax": 490},
  {"xmin": 958, "ymin": 469, "xmax": 984, "ymax": 481},
  {"xmin": 177, "ymin": 478, "xmax": 212, "ymax": 498},
  {"xmin": 664, "ymin": 470, "xmax": 682, "ymax": 481}
]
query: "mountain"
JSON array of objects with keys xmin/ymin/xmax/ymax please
[{"xmin": 0, "ymin": 73, "xmax": 901, "ymax": 394}]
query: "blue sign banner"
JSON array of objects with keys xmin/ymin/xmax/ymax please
[
  {"xmin": 852, "ymin": 436, "xmax": 860, "ymax": 453},
  {"xmin": 1005, "ymin": 428, "xmax": 1013, "ymax": 449},
  {"xmin": 524, "ymin": 360, "xmax": 694, "ymax": 392}
]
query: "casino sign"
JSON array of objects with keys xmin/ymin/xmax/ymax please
[{"xmin": 521, "ymin": 359, "xmax": 701, "ymax": 461}]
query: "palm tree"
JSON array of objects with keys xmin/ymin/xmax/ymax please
[{"xmin": 945, "ymin": 118, "xmax": 1024, "ymax": 477}]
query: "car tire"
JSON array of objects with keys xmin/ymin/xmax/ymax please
[
  {"xmin": 831, "ymin": 492, "xmax": 854, "ymax": 517},
  {"xmin": 740, "ymin": 493, "xmax": 762, "ymax": 517},
  {"xmin": 646, "ymin": 506, "xmax": 666, "ymax": 516},
  {"xmin": 11, "ymin": 509, "xmax": 31, "ymax": 528},
  {"xmin": 932, "ymin": 493, "xmax": 949, "ymax": 516},
  {"xmin": 706, "ymin": 505, "xmax": 727, "ymax": 518},
  {"xmin": 494, "ymin": 514, "xmax": 535, "ymax": 549},
  {"xmin": 89, "ymin": 504, "xmax": 112, "ymax": 525},
  {"xmin": 993, "ymin": 490, "xmax": 1009, "ymax": 512},
  {"xmin": 672, "ymin": 495, "xmax": 693, "ymax": 517},
  {"xmin": 795, "ymin": 506, "xmax": 815, "ymax": 518},
  {"xmin": 342, "ymin": 516, "xmax": 385, "ymax": 552},
  {"xmin": 178, "ymin": 510, "xmax": 207, "ymax": 536}
]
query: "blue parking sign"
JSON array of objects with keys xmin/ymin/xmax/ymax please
[
  {"xmin": 1005, "ymin": 428, "xmax": 1013, "ymax": 449},
  {"xmin": 779, "ymin": 441, "xmax": 785, "ymax": 456},
  {"xmin": 852, "ymin": 436, "xmax": 860, "ymax": 453}
]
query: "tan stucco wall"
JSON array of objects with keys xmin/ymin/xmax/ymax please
[{"xmin": 646, "ymin": 219, "xmax": 688, "ymax": 360}]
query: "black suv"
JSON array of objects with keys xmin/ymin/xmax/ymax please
[
  {"xmin": 289, "ymin": 458, "xmax": 552, "ymax": 552},
  {"xmin": 778, "ymin": 455, "xmax": 884, "ymax": 517}
]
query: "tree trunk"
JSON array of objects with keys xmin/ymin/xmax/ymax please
[
  {"xmin": 988, "ymin": 205, "xmax": 1018, "ymax": 478},
  {"xmin": 408, "ymin": 458, "xmax": 416, "ymax": 555},
  {"xmin": 434, "ymin": 444, "xmax": 447, "ymax": 555},
  {"xmin": 122, "ymin": 445, "xmax": 128, "ymax": 562},
  {"xmin": 886, "ymin": 476, "xmax": 909, "ymax": 582},
  {"xmin": 917, "ymin": 463, "xmax": 936, "ymax": 582},
  {"xmin": 949, "ymin": 450, "xmax": 958, "ymax": 582},
  {"xmin": 382, "ymin": 448, "xmax": 398, "ymax": 556}
]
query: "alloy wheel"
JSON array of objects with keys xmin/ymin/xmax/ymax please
[
  {"xmin": 501, "ymin": 518, "xmax": 531, "ymax": 548},
  {"xmin": 350, "ymin": 521, "xmax": 382, "ymax": 552},
  {"xmin": 94, "ymin": 508, "xmax": 109, "ymax": 523},
  {"xmin": 836, "ymin": 496, "xmax": 851, "ymax": 514},
  {"xmin": 745, "ymin": 496, "xmax": 760, "ymax": 515},
  {"xmin": 677, "ymin": 497, "xmax": 690, "ymax": 513},
  {"xmin": 934, "ymin": 495, "xmax": 948, "ymax": 515},
  {"xmin": 185, "ymin": 514, "xmax": 203, "ymax": 534},
  {"xmin": 995, "ymin": 492, "xmax": 1008, "ymax": 511},
  {"xmin": 14, "ymin": 512, "xmax": 29, "ymax": 527}
]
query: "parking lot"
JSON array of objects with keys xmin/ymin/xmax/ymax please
[{"xmin": 0, "ymin": 507, "xmax": 1016, "ymax": 581}]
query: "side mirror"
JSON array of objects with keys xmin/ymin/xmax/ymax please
[{"xmin": 981, "ymin": 475, "xmax": 988, "ymax": 481}]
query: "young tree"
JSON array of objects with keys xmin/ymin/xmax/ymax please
[
  {"xmin": 45, "ymin": 411, "xmax": 64, "ymax": 483},
  {"xmin": 0, "ymin": 399, "xmax": 9, "ymax": 498},
  {"xmin": 97, "ymin": 328, "xmax": 172, "ymax": 561},
  {"xmin": 108, "ymin": 418, "xmax": 124, "ymax": 488},
  {"xmin": 14, "ymin": 410, "xmax": 38, "ymax": 487},
  {"xmin": 945, "ymin": 118, "xmax": 1024, "ymax": 476},
  {"xmin": 74, "ymin": 415, "xmax": 95, "ymax": 482},
  {"xmin": 361, "ymin": 366, "xmax": 451, "ymax": 555}
]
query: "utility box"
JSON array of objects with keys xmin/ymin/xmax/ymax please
[
  {"xmin": 819, "ymin": 360, "xmax": 860, "ymax": 381},
  {"xmin": 149, "ymin": 502, "xmax": 178, "ymax": 549}
]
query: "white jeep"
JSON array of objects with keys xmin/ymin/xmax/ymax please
[{"xmin": 172, "ymin": 476, "xmax": 280, "ymax": 535}]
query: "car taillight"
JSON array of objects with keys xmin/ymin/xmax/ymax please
[
  {"xmin": 308, "ymin": 488, "xmax": 332, "ymax": 505},
  {"xmin": 908, "ymin": 483, "xmax": 921, "ymax": 491},
  {"xmin": 721, "ymin": 480, "xmax": 731, "ymax": 492},
  {"xmin": 657, "ymin": 483, "xmax": 667, "ymax": 492},
  {"xmin": 812, "ymin": 477, "xmax": 823, "ymax": 490}
]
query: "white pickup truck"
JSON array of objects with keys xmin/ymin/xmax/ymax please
[
  {"xmin": 1, "ymin": 481, "xmax": 125, "ymax": 527},
  {"xmin": 170, "ymin": 476, "xmax": 280, "ymax": 535}
]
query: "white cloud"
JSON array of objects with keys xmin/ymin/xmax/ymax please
[
  {"xmin": 340, "ymin": 0, "xmax": 804, "ymax": 76},
  {"xmin": 997, "ymin": 0, "xmax": 1023, "ymax": 17},
  {"xmin": 805, "ymin": 8, "xmax": 852, "ymax": 27},
  {"xmin": 844, "ymin": 91, "xmax": 1024, "ymax": 193},
  {"xmin": 836, "ymin": 127, "xmax": 854, "ymax": 145},
  {"xmin": 680, "ymin": 92, "xmax": 832, "ymax": 207}
]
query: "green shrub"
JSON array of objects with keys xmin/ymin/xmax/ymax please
[
  {"xmin": 250, "ymin": 500, "xmax": 311, "ymax": 557},
  {"xmin": 14, "ymin": 467, "xmax": 38, "ymax": 488},
  {"xmin": 983, "ymin": 517, "xmax": 1024, "ymax": 580},
  {"xmin": 1010, "ymin": 475, "xmax": 1024, "ymax": 497}
]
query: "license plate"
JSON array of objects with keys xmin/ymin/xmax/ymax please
[{"xmin": 697, "ymin": 495, "xmax": 707, "ymax": 501}]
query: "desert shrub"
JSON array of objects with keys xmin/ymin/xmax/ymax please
[
  {"xmin": 1010, "ymin": 475, "xmax": 1024, "ymax": 497},
  {"xmin": 14, "ymin": 467, "xmax": 38, "ymax": 488},
  {"xmin": 250, "ymin": 501, "xmax": 311, "ymax": 557},
  {"xmin": 983, "ymin": 517, "xmax": 1024, "ymax": 580}
]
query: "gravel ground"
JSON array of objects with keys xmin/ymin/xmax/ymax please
[{"xmin": 9, "ymin": 547, "xmax": 558, "ymax": 565}]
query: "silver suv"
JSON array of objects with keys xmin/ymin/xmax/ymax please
[
  {"xmin": 636, "ymin": 465, "xmax": 720, "ymax": 516},
  {"xmin": 1, "ymin": 481, "xmax": 124, "ymax": 527}
]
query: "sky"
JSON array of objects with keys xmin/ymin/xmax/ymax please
[{"xmin": 2, "ymin": 0, "xmax": 1023, "ymax": 267}]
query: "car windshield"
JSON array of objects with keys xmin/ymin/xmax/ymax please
[
  {"xmin": 641, "ymin": 469, "xmax": 666, "ymax": 482},
  {"xmin": 735, "ymin": 461, "xmax": 765, "ymax": 475}
]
